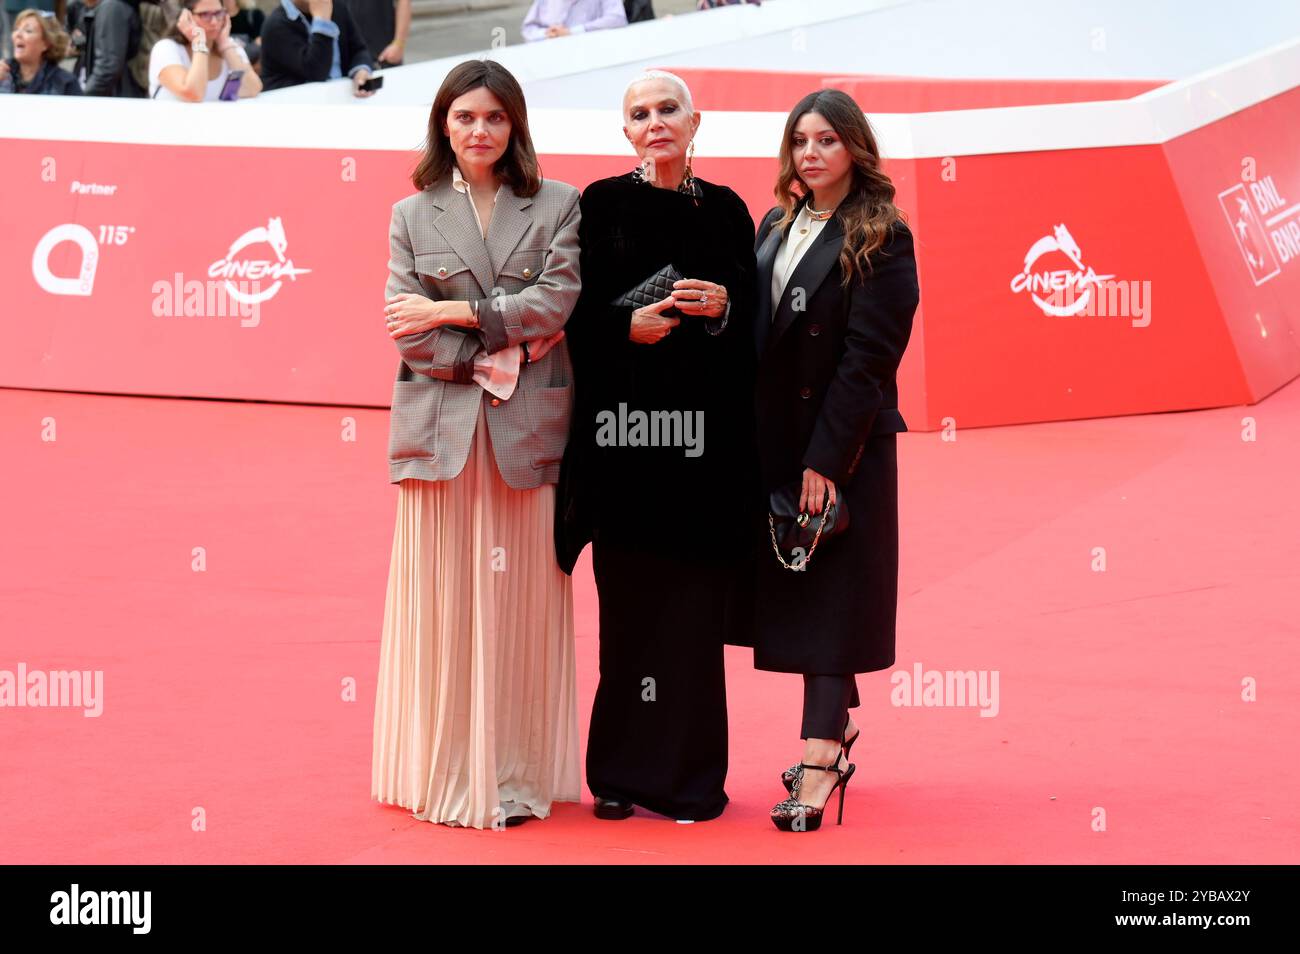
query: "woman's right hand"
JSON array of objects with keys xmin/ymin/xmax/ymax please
[
  {"xmin": 627, "ymin": 294, "xmax": 679, "ymax": 345},
  {"xmin": 527, "ymin": 329, "xmax": 565, "ymax": 363},
  {"xmin": 176, "ymin": 9, "xmax": 205, "ymax": 47}
]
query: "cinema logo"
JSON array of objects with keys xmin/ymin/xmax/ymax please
[
  {"xmin": 1218, "ymin": 169, "xmax": 1298, "ymax": 286},
  {"xmin": 50, "ymin": 884, "xmax": 151, "ymax": 934},
  {"xmin": 1010, "ymin": 223, "xmax": 1150, "ymax": 327},
  {"xmin": 208, "ymin": 216, "xmax": 311, "ymax": 306}
]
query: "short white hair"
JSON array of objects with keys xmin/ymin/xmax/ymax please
[{"xmin": 622, "ymin": 69, "xmax": 695, "ymax": 116}]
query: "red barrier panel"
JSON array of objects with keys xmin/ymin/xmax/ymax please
[
  {"xmin": 4, "ymin": 85, "xmax": 1299, "ymax": 430},
  {"xmin": 658, "ymin": 67, "xmax": 1166, "ymax": 112}
]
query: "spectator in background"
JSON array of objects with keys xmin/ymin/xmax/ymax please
[
  {"xmin": 2, "ymin": 0, "xmax": 56, "ymax": 58},
  {"xmin": 223, "ymin": 0, "xmax": 263, "ymax": 43},
  {"xmin": 521, "ymin": 0, "xmax": 625, "ymax": 42},
  {"xmin": 623, "ymin": 0, "xmax": 652, "ymax": 23},
  {"xmin": 1, "ymin": 9, "xmax": 82, "ymax": 93},
  {"xmin": 66, "ymin": 0, "xmax": 97, "ymax": 83},
  {"xmin": 260, "ymin": 0, "xmax": 373, "ymax": 94},
  {"xmin": 83, "ymin": 0, "xmax": 144, "ymax": 96},
  {"xmin": 149, "ymin": 0, "xmax": 262, "ymax": 100},
  {"xmin": 348, "ymin": 0, "xmax": 407, "ymax": 67}
]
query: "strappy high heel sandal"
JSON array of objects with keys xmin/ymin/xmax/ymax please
[
  {"xmin": 781, "ymin": 716, "xmax": 859, "ymax": 794},
  {"xmin": 770, "ymin": 745, "xmax": 855, "ymax": 832}
]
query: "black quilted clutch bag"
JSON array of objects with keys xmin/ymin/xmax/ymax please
[
  {"xmin": 767, "ymin": 482, "xmax": 850, "ymax": 571},
  {"xmin": 611, "ymin": 263, "xmax": 683, "ymax": 316}
]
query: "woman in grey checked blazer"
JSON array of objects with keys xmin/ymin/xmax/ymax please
[{"xmin": 370, "ymin": 60, "xmax": 583, "ymax": 830}]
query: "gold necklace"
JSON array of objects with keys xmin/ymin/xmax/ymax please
[{"xmin": 799, "ymin": 202, "xmax": 835, "ymax": 234}]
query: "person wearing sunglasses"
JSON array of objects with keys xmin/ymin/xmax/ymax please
[{"xmin": 149, "ymin": 0, "xmax": 262, "ymax": 101}]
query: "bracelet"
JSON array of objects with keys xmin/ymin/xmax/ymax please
[{"xmin": 193, "ymin": 39, "xmax": 209, "ymax": 54}]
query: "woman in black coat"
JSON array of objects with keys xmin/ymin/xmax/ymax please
[
  {"xmin": 556, "ymin": 70, "xmax": 759, "ymax": 822},
  {"xmin": 752, "ymin": 89, "xmax": 919, "ymax": 832}
]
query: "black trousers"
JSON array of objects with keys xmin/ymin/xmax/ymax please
[
  {"xmin": 585, "ymin": 540, "xmax": 730, "ymax": 821},
  {"xmin": 801, "ymin": 674, "xmax": 860, "ymax": 741}
]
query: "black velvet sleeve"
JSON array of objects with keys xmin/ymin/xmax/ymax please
[{"xmin": 562, "ymin": 182, "xmax": 637, "ymax": 377}]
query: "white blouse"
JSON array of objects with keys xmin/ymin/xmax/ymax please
[
  {"xmin": 771, "ymin": 203, "xmax": 831, "ymax": 315},
  {"xmin": 451, "ymin": 164, "xmax": 523, "ymax": 400},
  {"xmin": 148, "ymin": 38, "xmax": 231, "ymax": 102}
]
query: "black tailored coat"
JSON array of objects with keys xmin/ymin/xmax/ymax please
[{"xmin": 750, "ymin": 196, "xmax": 920, "ymax": 673}]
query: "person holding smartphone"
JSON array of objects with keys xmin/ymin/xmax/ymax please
[{"xmin": 148, "ymin": 0, "xmax": 262, "ymax": 101}]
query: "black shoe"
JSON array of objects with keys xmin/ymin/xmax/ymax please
[
  {"xmin": 782, "ymin": 717, "xmax": 859, "ymax": 794},
  {"xmin": 771, "ymin": 749, "xmax": 855, "ymax": 832},
  {"xmin": 593, "ymin": 796, "xmax": 635, "ymax": 820},
  {"xmin": 503, "ymin": 814, "xmax": 530, "ymax": 827}
]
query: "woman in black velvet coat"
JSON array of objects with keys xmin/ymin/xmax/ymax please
[
  {"xmin": 555, "ymin": 70, "xmax": 759, "ymax": 822},
  {"xmin": 752, "ymin": 89, "xmax": 919, "ymax": 832}
]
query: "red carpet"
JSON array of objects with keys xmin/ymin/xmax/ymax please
[{"xmin": 1, "ymin": 383, "xmax": 1296, "ymax": 864}]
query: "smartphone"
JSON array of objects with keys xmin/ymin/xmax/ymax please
[
  {"xmin": 219, "ymin": 69, "xmax": 244, "ymax": 102},
  {"xmin": 359, "ymin": 74, "xmax": 384, "ymax": 92}
]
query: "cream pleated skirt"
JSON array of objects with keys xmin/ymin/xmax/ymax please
[{"xmin": 371, "ymin": 403, "xmax": 581, "ymax": 829}]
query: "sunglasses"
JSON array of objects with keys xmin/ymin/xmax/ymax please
[{"xmin": 193, "ymin": 9, "xmax": 227, "ymax": 22}]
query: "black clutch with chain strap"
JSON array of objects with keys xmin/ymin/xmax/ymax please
[{"xmin": 768, "ymin": 482, "xmax": 850, "ymax": 571}]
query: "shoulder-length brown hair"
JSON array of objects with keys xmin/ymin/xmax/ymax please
[
  {"xmin": 15, "ymin": 9, "xmax": 72, "ymax": 62},
  {"xmin": 411, "ymin": 59, "xmax": 542, "ymax": 197},
  {"xmin": 770, "ymin": 88, "xmax": 906, "ymax": 287}
]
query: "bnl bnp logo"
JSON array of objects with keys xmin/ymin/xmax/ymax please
[{"xmin": 1218, "ymin": 168, "xmax": 1300, "ymax": 286}]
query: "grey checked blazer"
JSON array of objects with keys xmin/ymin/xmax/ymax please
[{"xmin": 386, "ymin": 176, "xmax": 582, "ymax": 489}]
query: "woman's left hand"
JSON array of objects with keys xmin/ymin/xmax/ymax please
[
  {"xmin": 385, "ymin": 293, "xmax": 447, "ymax": 338},
  {"xmin": 216, "ymin": 9, "xmax": 233, "ymax": 49},
  {"xmin": 671, "ymin": 279, "xmax": 727, "ymax": 319}
]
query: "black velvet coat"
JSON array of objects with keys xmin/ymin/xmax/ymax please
[
  {"xmin": 750, "ymin": 198, "xmax": 920, "ymax": 673},
  {"xmin": 555, "ymin": 172, "xmax": 761, "ymax": 575}
]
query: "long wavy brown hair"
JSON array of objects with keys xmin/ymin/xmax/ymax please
[
  {"xmin": 770, "ymin": 89, "xmax": 906, "ymax": 287},
  {"xmin": 411, "ymin": 59, "xmax": 542, "ymax": 196}
]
